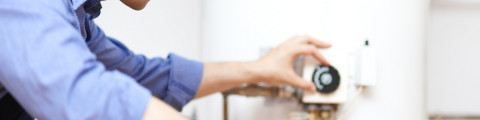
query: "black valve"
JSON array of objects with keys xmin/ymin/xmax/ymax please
[{"xmin": 311, "ymin": 65, "xmax": 340, "ymax": 94}]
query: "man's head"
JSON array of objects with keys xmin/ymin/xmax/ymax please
[{"xmin": 120, "ymin": 0, "xmax": 150, "ymax": 10}]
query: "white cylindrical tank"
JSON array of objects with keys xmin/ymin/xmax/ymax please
[{"xmin": 197, "ymin": 0, "xmax": 429, "ymax": 120}]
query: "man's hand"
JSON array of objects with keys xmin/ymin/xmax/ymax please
[
  {"xmin": 195, "ymin": 35, "xmax": 331, "ymax": 98},
  {"xmin": 253, "ymin": 35, "xmax": 332, "ymax": 92}
]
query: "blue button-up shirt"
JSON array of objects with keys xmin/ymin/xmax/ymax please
[{"xmin": 0, "ymin": 0, "xmax": 203, "ymax": 119}]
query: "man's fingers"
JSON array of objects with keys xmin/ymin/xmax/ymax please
[
  {"xmin": 298, "ymin": 45, "xmax": 331, "ymax": 66},
  {"xmin": 285, "ymin": 73, "xmax": 316, "ymax": 92},
  {"xmin": 307, "ymin": 38, "xmax": 331, "ymax": 48},
  {"xmin": 299, "ymin": 35, "xmax": 332, "ymax": 48},
  {"xmin": 311, "ymin": 50, "xmax": 330, "ymax": 66}
]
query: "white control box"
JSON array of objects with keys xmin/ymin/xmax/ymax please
[{"xmin": 352, "ymin": 40, "xmax": 378, "ymax": 86}]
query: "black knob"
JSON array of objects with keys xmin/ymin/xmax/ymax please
[{"xmin": 312, "ymin": 65, "xmax": 340, "ymax": 94}]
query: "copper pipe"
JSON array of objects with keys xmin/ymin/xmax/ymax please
[
  {"xmin": 222, "ymin": 93, "xmax": 228, "ymax": 120},
  {"xmin": 429, "ymin": 115, "xmax": 480, "ymax": 120},
  {"xmin": 222, "ymin": 84, "xmax": 299, "ymax": 120}
]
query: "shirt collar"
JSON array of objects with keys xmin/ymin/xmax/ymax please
[{"xmin": 84, "ymin": 0, "xmax": 101, "ymax": 9}]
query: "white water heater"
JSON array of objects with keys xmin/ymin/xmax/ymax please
[{"xmin": 198, "ymin": 0, "xmax": 428, "ymax": 120}]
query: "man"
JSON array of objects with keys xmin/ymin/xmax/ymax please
[{"xmin": 0, "ymin": 0, "xmax": 331, "ymax": 119}]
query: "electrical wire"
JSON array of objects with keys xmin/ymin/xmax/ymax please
[{"xmin": 336, "ymin": 86, "xmax": 365, "ymax": 120}]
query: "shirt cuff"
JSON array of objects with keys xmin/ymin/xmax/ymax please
[{"xmin": 163, "ymin": 53, "xmax": 203, "ymax": 111}]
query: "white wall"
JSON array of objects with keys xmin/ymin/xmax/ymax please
[
  {"xmin": 94, "ymin": 0, "xmax": 202, "ymax": 59},
  {"xmin": 427, "ymin": 0, "xmax": 480, "ymax": 116}
]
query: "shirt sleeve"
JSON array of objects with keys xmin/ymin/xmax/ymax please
[
  {"xmin": 0, "ymin": 0, "xmax": 151, "ymax": 119},
  {"xmin": 86, "ymin": 16, "xmax": 204, "ymax": 111}
]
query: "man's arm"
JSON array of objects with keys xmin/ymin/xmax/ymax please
[
  {"xmin": 142, "ymin": 36, "xmax": 332, "ymax": 119},
  {"xmin": 87, "ymin": 23, "xmax": 330, "ymax": 100},
  {"xmin": 195, "ymin": 36, "xmax": 332, "ymax": 98},
  {"xmin": 142, "ymin": 96, "xmax": 188, "ymax": 120}
]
